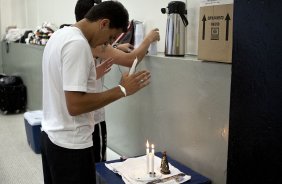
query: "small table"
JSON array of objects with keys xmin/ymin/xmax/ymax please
[{"xmin": 96, "ymin": 152, "xmax": 211, "ymax": 184}]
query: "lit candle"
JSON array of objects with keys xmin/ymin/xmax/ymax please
[
  {"xmin": 151, "ymin": 144, "xmax": 155, "ymax": 173},
  {"xmin": 146, "ymin": 140, "xmax": 150, "ymax": 174}
]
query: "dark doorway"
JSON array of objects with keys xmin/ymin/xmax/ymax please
[{"xmin": 227, "ymin": 1, "xmax": 282, "ymax": 184}]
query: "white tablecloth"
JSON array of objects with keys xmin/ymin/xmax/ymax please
[{"xmin": 105, "ymin": 155, "xmax": 191, "ymax": 184}]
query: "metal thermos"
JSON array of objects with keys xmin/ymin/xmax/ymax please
[{"xmin": 161, "ymin": 1, "xmax": 188, "ymax": 57}]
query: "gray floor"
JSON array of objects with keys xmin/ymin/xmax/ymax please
[
  {"xmin": 0, "ymin": 113, "xmax": 43, "ymax": 184},
  {"xmin": 0, "ymin": 113, "xmax": 120, "ymax": 184}
]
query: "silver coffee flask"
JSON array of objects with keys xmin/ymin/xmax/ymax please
[{"xmin": 161, "ymin": 1, "xmax": 188, "ymax": 57}]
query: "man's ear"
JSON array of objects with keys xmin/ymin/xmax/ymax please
[{"xmin": 100, "ymin": 19, "xmax": 110, "ymax": 30}]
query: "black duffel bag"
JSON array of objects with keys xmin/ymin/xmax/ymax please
[{"xmin": 0, "ymin": 75, "xmax": 27, "ymax": 114}]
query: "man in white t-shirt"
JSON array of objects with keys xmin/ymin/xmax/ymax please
[
  {"xmin": 41, "ymin": 1, "xmax": 151, "ymax": 183},
  {"xmin": 74, "ymin": 0, "xmax": 160, "ymax": 163}
]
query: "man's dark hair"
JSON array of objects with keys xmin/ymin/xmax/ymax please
[
  {"xmin": 75, "ymin": 0, "xmax": 96, "ymax": 22},
  {"xmin": 84, "ymin": 1, "xmax": 129, "ymax": 32}
]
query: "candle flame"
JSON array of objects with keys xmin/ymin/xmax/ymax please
[
  {"xmin": 151, "ymin": 144, "xmax": 155, "ymax": 149},
  {"xmin": 146, "ymin": 140, "xmax": 149, "ymax": 147}
]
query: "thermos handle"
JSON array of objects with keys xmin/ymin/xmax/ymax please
[{"xmin": 180, "ymin": 13, "xmax": 188, "ymax": 27}]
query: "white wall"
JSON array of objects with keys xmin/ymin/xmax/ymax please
[
  {"xmin": 0, "ymin": 0, "xmax": 27, "ymax": 36},
  {"xmin": 0, "ymin": 0, "xmax": 200, "ymax": 55},
  {"xmin": 0, "ymin": 0, "xmax": 13, "ymax": 37},
  {"xmin": 0, "ymin": 0, "xmax": 77, "ymax": 34},
  {"xmin": 28, "ymin": 0, "xmax": 77, "ymax": 29}
]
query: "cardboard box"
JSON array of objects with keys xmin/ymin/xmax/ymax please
[
  {"xmin": 24, "ymin": 110, "xmax": 42, "ymax": 154},
  {"xmin": 198, "ymin": 1, "xmax": 233, "ymax": 63}
]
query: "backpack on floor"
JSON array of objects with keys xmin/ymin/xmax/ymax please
[{"xmin": 0, "ymin": 75, "xmax": 27, "ymax": 114}]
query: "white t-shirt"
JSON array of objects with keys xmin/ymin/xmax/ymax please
[
  {"xmin": 94, "ymin": 58, "xmax": 105, "ymax": 124},
  {"xmin": 42, "ymin": 26, "xmax": 97, "ymax": 149}
]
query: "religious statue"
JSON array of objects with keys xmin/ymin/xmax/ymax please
[{"xmin": 160, "ymin": 151, "xmax": 171, "ymax": 174}]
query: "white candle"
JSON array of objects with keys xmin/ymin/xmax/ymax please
[
  {"xmin": 146, "ymin": 140, "xmax": 150, "ymax": 174},
  {"xmin": 151, "ymin": 144, "xmax": 155, "ymax": 173}
]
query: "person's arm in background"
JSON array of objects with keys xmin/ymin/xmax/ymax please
[
  {"xmin": 115, "ymin": 43, "xmax": 134, "ymax": 53},
  {"xmin": 95, "ymin": 58, "xmax": 113, "ymax": 79},
  {"xmin": 92, "ymin": 28, "xmax": 160, "ymax": 67}
]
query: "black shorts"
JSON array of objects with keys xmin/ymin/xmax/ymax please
[
  {"xmin": 92, "ymin": 121, "xmax": 107, "ymax": 162},
  {"xmin": 41, "ymin": 131, "xmax": 96, "ymax": 184}
]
